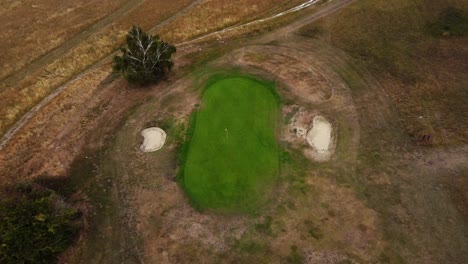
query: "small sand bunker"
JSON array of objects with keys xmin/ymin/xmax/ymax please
[
  {"xmin": 140, "ymin": 127, "xmax": 167, "ymax": 152},
  {"xmin": 307, "ymin": 116, "xmax": 333, "ymax": 159}
]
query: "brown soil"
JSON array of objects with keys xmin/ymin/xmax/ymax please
[{"xmin": 0, "ymin": 1, "xmax": 466, "ymax": 263}]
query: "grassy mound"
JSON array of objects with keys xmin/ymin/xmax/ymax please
[{"xmin": 182, "ymin": 76, "xmax": 279, "ymax": 213}]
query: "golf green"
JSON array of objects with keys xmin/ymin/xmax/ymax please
[{"xmin": 182, "ymin": 76, "xmax": 279, "ymax": 213}]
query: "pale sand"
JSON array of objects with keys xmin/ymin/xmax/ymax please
[
  {"xmin": 140, "ymin": 127, "xmax": 167, "ymax": 152},
  {"xmin": 307, "ymin": 116, "xmax": 332, "ymax": 154}
]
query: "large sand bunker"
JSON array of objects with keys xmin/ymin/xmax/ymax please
[
  {"xmin": 140, "ymin": 127, "xmax": 167, "ymax": 152},
  {"xmin": 284, "ymin": 107, "xmax": 336, "ymax": 162},
  {"xmin": 307, "ymin": 116, "xmax": 333, "ymax": 160}
]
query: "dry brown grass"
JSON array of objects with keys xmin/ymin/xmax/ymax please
[
  {"xmin": 0, "ymin": 0, "xmax": 317, "ymax": 138},
  {"xmin": 294, "ymin": 1, "xmax": 468, "ymax": 262},
  {"xmin": 157, "ymin": 0, "xmax": 306, "ymax": 42},
  {"xmin": 0, "ymin": 0, "xmax": 128, "ymax": 80},
  {"xmin": 0, "ymin": 0, "xmax": 320, "ymax": 180},
  {"xmin": 0, "ymin": 66, "xmax": 112, "ymax": 184},
  {"xmin": 0, "ymin": 0, "xmax": 193, "ymax": 137},
  {"xmin": 0, "ymin": 2, "xmax": 465, "ymax": 263},
  {"xmin": 300, "ymin": 0, "xmax": 468, "ymax": 145}
]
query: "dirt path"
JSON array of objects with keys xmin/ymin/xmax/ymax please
[
  {"xmin": 176, "ymin": 0, "xmax": 320, "ymax": 46},
  {"xmin": 149, "ymin": 0, "xmax": 204, "ymax": 33},
  {"xmin": 2, "ymin": 1, "xmax": 465, "ymax": 262},
  {"xmin": 178, "ymin": 0, "xmax": 355, "ymax": 46},
  {"xmin": 0, "ymin": 0, "xmax": 145, "ymax": 92},
  {"xmin": 0, "ymin": 0, "xmax": 353, "ymax": 150},
  {"xmin": 0, "ymin": 0, "xmax": 205, "ymax": 150},
  {"xmin": 0, "ymin": 0, "xmax": 204, "ymax": 94},
  {"xmin": 269, "ymin": 0, "xmax": 355, "ymax": 38}
]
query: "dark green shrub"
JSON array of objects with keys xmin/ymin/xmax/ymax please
[
  {"xmin": 0, "ymin": 184, "xmax": 81, "ymax": 263},
  {"xmin": 428, "ymin": 7, "xmax": 468, "ymax": 37},
  {"xmin": 114, "ymin": 25, "xmax": 176, "ymax": 85}
]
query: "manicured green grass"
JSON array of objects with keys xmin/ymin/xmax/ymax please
[{"xmin": 182, "ymin": 76, "xmax": 279, "ymax": 213}]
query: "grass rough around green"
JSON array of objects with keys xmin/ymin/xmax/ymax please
[{"xmin": 182, "ymin": 76, "xmax": 279, "ymax": 213}]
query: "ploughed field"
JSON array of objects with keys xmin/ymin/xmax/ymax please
[{"xmin": 182, "ymin": 76, "xmax": 279, "ymax": 213}]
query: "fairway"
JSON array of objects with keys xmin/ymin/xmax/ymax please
[{"xmin": 182, "ymin": 76, "xmax": 279, "ymax": 213}]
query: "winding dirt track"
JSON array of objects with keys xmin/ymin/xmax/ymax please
[
  {"xmin": 0, "ymin": 0, "xmax": 204, "ymax": 150},
  {"xmin": 0, "ymin": 0, "xmax": 353, "ymax": 150},
  {"xmin": 149, "ymin": 0, "xmax": 204, "ymax": 33},
  {"xmin": 0, "ymin": 0, "xmax": 145, "ymax": 92},
  {"xmin": 179, "ymin": 0, "xmax": 355, "ymax": 46},
  {"xmin": 267, "ymin": 0, "xmax": 355, "ymax": 38},
  {"xmin": 0, "ymin": 0, "xmax": 206, "ymax": 93}
]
